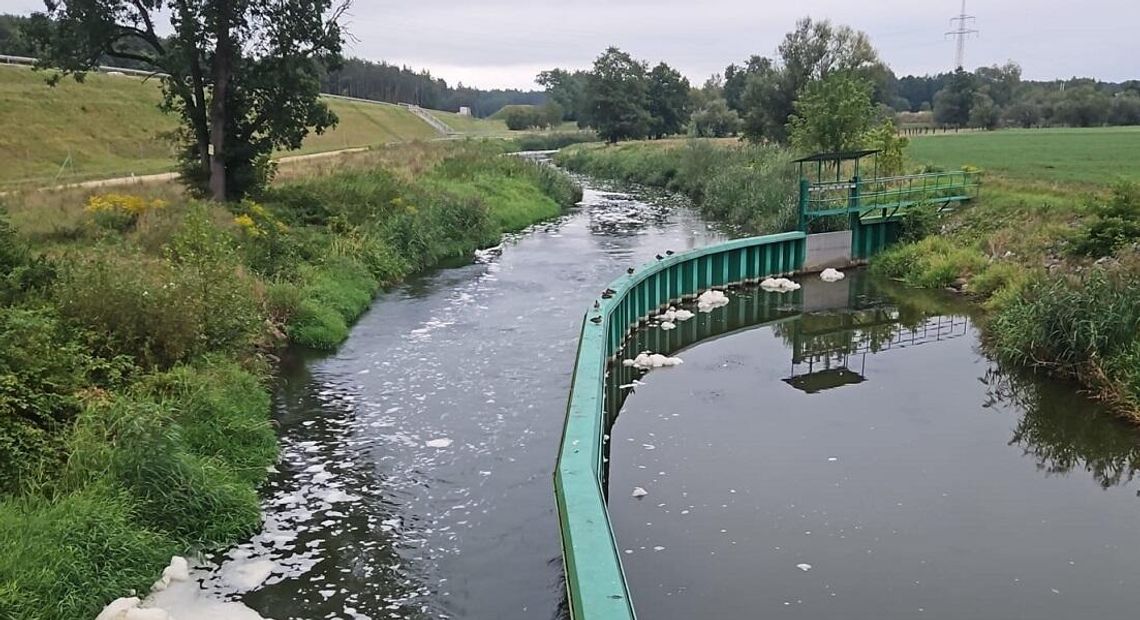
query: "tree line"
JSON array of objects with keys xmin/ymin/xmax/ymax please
[
  {"xmin": 899, "ymin": 66, "xmax": 1140, "ymax": 130},
  {"xmin": 319, "ymin": 57, "xmax": 546, "ymax": 117},
  {"xmin": 540, "ymin": 17, "xmax": 1140, "ymax": 146},
  {"xmin": 539, "ymin": 18, "xmax": 904, "ymax": 163}
]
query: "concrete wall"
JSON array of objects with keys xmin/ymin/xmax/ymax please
[{"xmin": 804, "ymin": 230, "xmax": 853, "ymax": 272}]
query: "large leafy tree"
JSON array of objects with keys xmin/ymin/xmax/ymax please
[
  {"xmin": 646, "ymin": 62, "xmax": 690, "ymax": 138},
  {"xmin": 932, "ymin": 69, "xmax": 976, "ymax": 127},
  {"xmin": 584, "ymin": 47, "xmax": 650, "ymax": 143},
  {"xmin": 25, "ymin": 0, "xmax": 349, "ymax": 201},
  {"xmin": 690, "ymin": 98, "xmax": 741, "ymax": 138},
  {"xmin": 536, "ymin": 68, "xmax": 589, "ymax": 123},
  {"xmin": 787, "ymin": 72, "xmax": 874, "ymax": 153},
  {"xmin": 738, "ymin": 17, "xmax": 888, "ymax": 144},
  {"xmin": 722, "ymin": 55, "xmax": 770, "ymax": 112}
]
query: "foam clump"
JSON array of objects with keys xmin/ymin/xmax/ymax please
[
  {"xmin": 659, "ymin": 321, "xmax": 676, "ymax": 331},
  {"xmin": 820, "ymin": 268, "xmax": 846, "ymax": 282},
  {"xmin": 631, "ymin": 486, "xmax": 649, "ymax": 498},
  {"xmin": 152, "ymin": 556, "xmax": 190, "ymax": 592},
  {"xmin": 95, "ymin": 598, "xmax": 171, "ymax": 620},
  {"xmin": 622, "ymin": 351, "xmax": 684, "ymax": 369},
  {"xmin": 760, "ymin": 277, "xmax": 801, "ymax": 293},
  {"xmin": 696, "ymin": 289, "xmax": 730, "ymax": 312},
  {"xmin": 656, "ymin": 306, "xmax": 695, "ymax": 323},
  {"xmin": 98, "ymin": 553, "xmax": 268, "ymax": 620}
]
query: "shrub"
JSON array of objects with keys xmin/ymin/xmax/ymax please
[
  {"xmin": 85, "ymin": 193, "xmax": 168, "ymax": 232},
  {"xmin": 689, "ymin": 98, "xmax": 742, "ymax": 138},
  {"xmin": 896, "ymin": 207, "xmax": 939, "ymax": 243},
  {"xmin": 165, "ymin": 208, "xmax": 263, "ymax": 353},
  {"xmin": 58, "ymin": 210, "xmax": 263, "ymax": 368},
  {"xmin": 0, "ymin": 307, "xmax": 90, "ymax": 494},
  {"xmin": 1069, "ymin": 182, "xmax": 1140, "ymax": 257},
  {"xmin": 0, "ymin": 208, "xmax": 56, "ymax": 305}
]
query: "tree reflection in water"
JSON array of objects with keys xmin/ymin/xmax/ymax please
[{"xmin": 985, "ymin": 366, "xmax": 1140, "ymax": 490}]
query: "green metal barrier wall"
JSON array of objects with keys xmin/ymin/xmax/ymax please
[{"xmin": 555, "ymin": 231, "xmax": 807, "ymax": 619}]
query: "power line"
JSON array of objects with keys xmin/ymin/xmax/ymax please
[{"xmin": 945, "ymin": 0, "xmax": 979, "ymax": 70}]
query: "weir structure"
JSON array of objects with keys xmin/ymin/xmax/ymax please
[
  {"xmin": 795, "ymin": 150, "xmax": 981, "ymax": 266},
  {"xmin": 555, "ymin": 154, "xmax": 981, "ymax": 618},
  {"xmin": 554, "ymin": 232, "xmax": 806, "ymax": 619}
]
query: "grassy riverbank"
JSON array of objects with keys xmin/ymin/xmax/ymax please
[
  {"xmin": 555, "ymin": 139, "xmax": 797, "ymax": 233},
  {"xmin": 0, "ymin": 142, "xmax": 580, "ymax": 619},
  {"xmin": 874, "ymin": 128, "xmax": 1140, "ymax": 420}
]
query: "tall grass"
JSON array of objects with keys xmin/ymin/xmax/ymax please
[
  {"xmin": 989, "ymin": 272, "xmax": 1140, "ymax": 419},
  {"xmin": 509, "ymin": 132, "xmax": 598, "ymax": 152},
  {"xmin": 556, "ymin": 140, "xmax": 797, "ymax": 233},
  {"xmin": 0, "ymin": 143, "xmax": 581, "ymax": 618}
]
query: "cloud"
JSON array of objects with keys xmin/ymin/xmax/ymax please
[
  {"xmin": 343, "ymin": 0, "xmax": 1140, "ymax": 88},
  {"xmin": 9, "ymin": 0, "xmax": 1137, "ymax": 88}
]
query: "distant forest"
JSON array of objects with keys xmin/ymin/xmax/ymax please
[
  {"xmin": 0, "ymin": 13, "xmax": 545, "ymax": 118},
  {"xmin": 319, "ymin": 58, "xmax": 546, "ymax": 117}
]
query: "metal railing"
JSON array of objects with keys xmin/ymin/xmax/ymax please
[
  {"xmin": 556, "ymin": 232, "xmax": 806, "ymax": 620},
  {"xmin": 0, "ymin": 54, "xmax": 166, "ymax": 78},
  {"xmin": 802, "ymin": 170, "xmax": 982, "ymax": 219}
]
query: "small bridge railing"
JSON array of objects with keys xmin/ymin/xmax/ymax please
[
  {"xmin": 801, "ymin": 170, "xmax": 982, "ymax": 220},
  {"xmin": 556, "ymin": 232, "xmax": 806, "ymax": 620}
]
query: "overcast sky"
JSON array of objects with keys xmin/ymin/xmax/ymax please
[{"xmin": 5, "ymin": 0, "xmax": 1138, "ymax": 89}]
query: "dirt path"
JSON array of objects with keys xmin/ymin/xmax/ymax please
[{"xmin": 24, "ymin": 147, "xmax": 372, "ymax": 193}]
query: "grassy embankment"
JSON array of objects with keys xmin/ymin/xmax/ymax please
[
  {"xmin": 873, "ymin": 127, "xmax": 1140, "ymax": 420},
  {"xmin": 0, "ymin": 140, "xmax": 581, "ymax": 619},
  {"xmin": 0, "ymin": 65, "xmax": 506, "ymax": 189}
]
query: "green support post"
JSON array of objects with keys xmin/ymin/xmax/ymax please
[{"xmin": 798, "ymin": 177, "xmax": 810, "ymax": 232}]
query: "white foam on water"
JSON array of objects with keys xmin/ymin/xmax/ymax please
[
  {"xmin": 820, "ymin": 268, "xmax": 846, "ymax": 282},
  {"xmin": 760, "ymin": 277, "xmax": 801, "ymax": 292},
  {"xmin": 697, "ymin": 289, "xmax": 730, "ymax": 312}
]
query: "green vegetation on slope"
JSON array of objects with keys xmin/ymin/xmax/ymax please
[
  {"xmin": 0, "ymin": 67, "xmax": 504, "ymax": 189},
  {"xmin": 0, "ymin": 142, "xmax": 581, "ymax": 619},
  {"xmin": 0, "ymin": 66, "xmax": 175, "ymax": 186}
]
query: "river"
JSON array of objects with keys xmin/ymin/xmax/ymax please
[
  {"xmin": 180, "ymin": 173, "xmax": 724, "ymax": 619},
  {"xmin": 177, "ymin": 169, "xmax": 1140, "ymax": 620},
  {"xmin": 608, "ymin": 272, "xmax": 1140, "ymax": 619}
]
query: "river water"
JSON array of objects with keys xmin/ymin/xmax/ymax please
[
  {"xmin": 178, "ymin": 170, "xmax": 1140, "ymax": 620},
  {"xmin": 181, "ymin": 175, "xmax": 724, "ymax": 619},
  {"xmin": 609, "ymin": 273, "xmax": 1140, "ymax": 619}
]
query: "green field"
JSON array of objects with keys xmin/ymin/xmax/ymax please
[
  {"xmin": 0, "ymin": 66, "xmax": 502, "ymax": 188},
  {"xmin": 907, "ymin": 127, "xmax": 1140, "ymax": 186},
  {"xmin": 429, "ymin": 110, "xmax": 510, "ymax": 136}
]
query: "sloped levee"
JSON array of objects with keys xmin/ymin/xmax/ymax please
[{"xmin": 554, "ymin": 232, "xmax": 807, "ymax": 619}]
